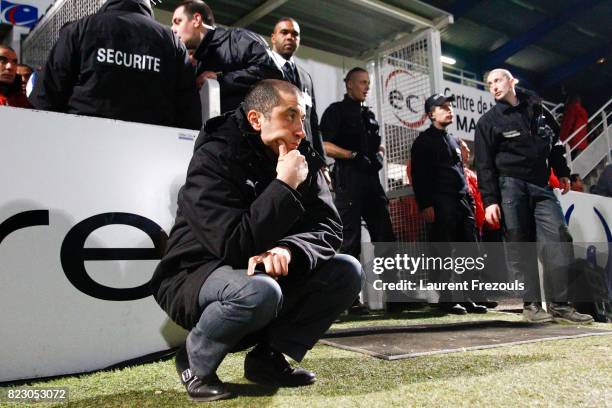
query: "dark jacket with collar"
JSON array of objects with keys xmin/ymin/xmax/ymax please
[
  {"xmin": 29, "ymin": 0, "xmax": 201, "ymax": 129},
  {"xmin": 320, "ymin": 94, "xmax": 381, "ymax": 166},
  {"xmin": 150, "ymin": 107, "xmax": 342, "ymax": 329},
  {"xmin": 474, "ymin": 91, "xmax": 569, "ymax": 207},
  {"xmin": 194, "ymin": 27, "xmax": 282, "ymax": 113},
  {"xmin": 411, "ymin": 125, "xmax": 469, "ymax": 210}
]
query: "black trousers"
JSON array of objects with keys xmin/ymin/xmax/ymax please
[
  {"xmin": 332, "ymin": 162, "xmax": 395, "ymax": 260},
  {"xmin": 427, "ymin": 194, "xmax": 478, "ymax": 303}
]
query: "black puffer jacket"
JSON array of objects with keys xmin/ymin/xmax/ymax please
[
  {"xmin": 194, "ymin": 27, "xmax": 282, "ymax": 113},
  {"xmin": 30, "ymin": 0, "xmax": 201, "ymax": 129},
  {"xmin": 150, "ymin": 108, "xmax": 342, "ymax": 329}
]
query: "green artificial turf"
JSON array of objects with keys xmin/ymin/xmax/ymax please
[{"xmin": 2, "ymin": 311, "xmax": 611, "ymax": 407}]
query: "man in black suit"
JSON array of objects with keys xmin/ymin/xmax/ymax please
[{"xmin": 270, "ymin": 17, "xmax": 325, "ymax": 158}]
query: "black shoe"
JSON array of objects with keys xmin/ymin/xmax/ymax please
[
  {"xmin": 184, "ymin": 372, "xmax": 233, "ymax": 402},
  {"xmin": 461, "ymin": 302, "xmax": 488, "ymax": 314},
  {"xmin": 438, "ymin": 303, "xmax": 467, "ymax": 315},
  {"xmin": 347, "ymin": 301, "xmax": 369, "ymax": 315},
  {"xmin": 176, "ymin": 344, "xmax": 233, "ymax": 402},
  {"xmin": 244, "ymin": 344, "xmax": 315, "ymax": 387}
]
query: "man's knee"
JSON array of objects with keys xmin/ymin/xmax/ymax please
[
  {"xmin": 328, "ymin": 254, "xmax": 364, "ymax": 295},
  {"xmin": 238, "ymin": 275, "xmax": 283, "ymax": 321}
]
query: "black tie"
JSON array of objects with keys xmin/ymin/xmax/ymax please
[{"xmin": 283, "ymin": 61, "xmax": 297, "ymax": 86}]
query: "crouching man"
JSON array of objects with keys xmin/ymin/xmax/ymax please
[{"xmin": 151, "ymin": 79, "xmax": 363, "ymax": 402}]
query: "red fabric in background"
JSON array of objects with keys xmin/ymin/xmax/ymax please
[{"xmin": 560, "ymin": 101, "xmax": 588, "ymax": 151}]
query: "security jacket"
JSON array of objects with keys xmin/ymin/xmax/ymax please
[
  {"xmin": 150, "ymin": 108, "xmax": 342, "ymax": 329},
  {"xmin": 29, "ymin": 0, "xmax": 201, "ymax": 129},
  {"xmin": 411, "ymin": 125, "xmax": 469, "ymax": 210},
  {"xmin": 474, "ymin": 91, "xmax": 570, "ymax": 207},
  {"xmin": 194, "ymin": 27, "xmax": 282, "ymax": 113}
]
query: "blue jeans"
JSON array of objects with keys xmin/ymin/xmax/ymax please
[
  {"xmin": 185, "ymin": 254, "xmax": 363, "ymax": 378},
  {"xmin": 499, "ymin": 176, "xmax": 572, "ymax": 302}
]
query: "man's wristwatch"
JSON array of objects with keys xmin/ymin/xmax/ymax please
[{"xmin": 349, "ymin": 151, "xmax": 358, "ymax": 160}]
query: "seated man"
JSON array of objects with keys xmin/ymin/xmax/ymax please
[{"xmin": 150, "ymin": 79, "xmax": 363, "ymax": 401}]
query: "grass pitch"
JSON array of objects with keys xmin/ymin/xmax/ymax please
[{"xmin": 2, "ymin": 310, "xmax": 611, "ymax": 407}]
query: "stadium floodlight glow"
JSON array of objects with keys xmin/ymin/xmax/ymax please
[{"xmin": 441, "ymin": 55, "xmax": 456, "ymax": 65}]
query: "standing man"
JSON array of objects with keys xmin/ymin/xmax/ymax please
[
  {"xmin": 475, "ymin": 68, "xmax": 593, "ymax": 324},
  {"xmin": 270, "ymin": 17, "xmax": 324, "ymax": 158},
  {"xmin": 151, "ymin": 80, "xmax": 362, "ymax": 401},
  {"xmin": 411, "ymin": 94, "xmax": 487, "ymax": 315},
  {"xmin": 171, "ymin": 0, "xmax": 281, "ymax": 113},
  {"xmin": 320, "ymin": 67, "xmax": 395, "ymax": 313},
  {"xmin": 29, "ymin": 0, "xmax": 201, "ymax": 129},
  {"xmin": 0, "ymin": 45, "xmax": 30, "ymax": 108}
]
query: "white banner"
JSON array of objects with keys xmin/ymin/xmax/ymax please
[
  {"xmin": 0, "ymin": 107, "xmax": 195, "ymax": 382},
  {"xmin": 378, "ymin": 66, "xmax": 495, "ymax": 142},
  {"xmin": 558, "ymin": 190, "xmax": 612, "ymax": 265},
  {"xmin": 441, "ymin": 80, "xmax": 495, "ymax": 142},
  {"xmin": 1, "ymin": 107, "xmax": 611, "ymax": 383},
  {"xmin": 381, "ymin": 64, "xmax": 431, "ymax": 131}
]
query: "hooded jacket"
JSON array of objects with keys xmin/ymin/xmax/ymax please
[
  {"xmin": 30, "ymin": 0, "xmax": 201, "ymax": 129},
  {"xmin": 150, "ymin": 107, "xmax": 342, "ymax": 329},
  {"xmin": 194, "ymin": 26, "xmax": 282, "ymax": 113}
]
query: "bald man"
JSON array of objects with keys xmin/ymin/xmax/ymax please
[{"xmin": 474, "ymin": 68, "xmax": 592, "ymax": 324}]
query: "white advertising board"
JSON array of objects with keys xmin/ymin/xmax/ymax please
[
  {"xmin": 1, "ymin": 107, "xmax": 611, "ymax": 383},
  {"xmin": 441, "ymin": 80, "xmax": 496, "ymax": 142},
  {"xmin": 377, "ymin": 66, "xmax": 495, "ymax": 142},
  {"xmin": 559, "ymin": 190, "xmax": 612, "ymax": 267},
  {"xmin": 0, "ymin": 107, "xmax": 195, "ymax": 382}
]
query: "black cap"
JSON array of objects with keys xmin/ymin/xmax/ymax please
[{"xmin": 424, "ymin": 94, "xmax": 455, "ymax": 113}]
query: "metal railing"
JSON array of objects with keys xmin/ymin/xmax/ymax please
[
  {"xmin": 22, "ymin": 0, "xmax": 104, "ymax": 68},
  {"xmin": 565, "ymin": 98, "xmax": 612, "ymax": 179}
]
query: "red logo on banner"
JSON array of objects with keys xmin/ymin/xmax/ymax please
[{"xmin": 384, "ymin": 69, "xmax": 428, "ymax": 129}]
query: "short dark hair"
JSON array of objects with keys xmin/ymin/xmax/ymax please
[
  {"xmin": 0, "ymin": 44, "xmax": 15, "ymax": 53},
  {"xmin": 273, "ymin": 17, "xmax": 298, "ymax": 30},
  {"xmin": 570, "ymin": 174, "xmax": 581, "ymax": 183},
  {"xmin": 344, "ymin": 67, "xmax": 367, "ymax": 82},
  {"xmin": 176, "ymin": 0, "xmax": 215, "ymax": 26},
  {"xmin": 244, "ymin": 79, "xmax": 301, "ymax": 117}
]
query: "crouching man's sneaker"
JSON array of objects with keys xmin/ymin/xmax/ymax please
[
  {"xmin": 175, "ymin": 345, "xmax": 233, "ymax": 402},
  {"xmin": 549, "ymin": 303, "xmax": 594, "ymax": 324},
  {"xmin": 244, "ymin": 343, "xmax": 315, "ymax": 387},
  {"xmin": 523, "ymin": 303, "xmax": 553, "ymax": 323}
]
